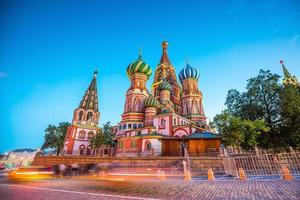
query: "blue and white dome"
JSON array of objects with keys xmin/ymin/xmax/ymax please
[{"xmin": 179, "ymin": 63, "xmax": 200, "ymax": 82}]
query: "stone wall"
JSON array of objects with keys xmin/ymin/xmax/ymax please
[{"xmin": 32, "ymin": 155, "xmax": 224, "ymax": 173}]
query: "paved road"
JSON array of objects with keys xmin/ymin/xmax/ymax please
[{"xmin": 0, "ymin": 177, "xmax": 299, "ymax": 200}]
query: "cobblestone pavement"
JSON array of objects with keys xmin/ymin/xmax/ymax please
[{"xmin": 0, "ymin": 177, "xmax": 299, "ymax": 200}]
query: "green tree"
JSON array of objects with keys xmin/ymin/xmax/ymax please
[
  {"xmin": 90, "ymin": 130, "xmax": 105, "ymax": 154},
  {"xmin": 102, "ymin": 121, "xmax": 116, "ymax": 146},
  {"xmin": 225, "ymin": 70, "xmax": 282, "ymax": 148},
  {"xmin": 280, "ymin": 84, "xmax": 300, "ymax": 148},
  {"xmin": 41, "ymin": 122, "xmax": 70, "ymax": 156},
  {"xmin": 212, "ymin": 110, "xmax": 269, "ymax": 150}
]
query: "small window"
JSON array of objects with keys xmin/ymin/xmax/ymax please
[
  {"xmin": 133, "ymin": 124, "xmax": 137, "ymax": 129},
  {"xmin": 78, "ymin": 111, "xmax": 83, "ymax": 121},
  {"xmin": 146, "ymin": 142, "xmax": 151, "ymax": 150},
  {"xmin": 119, "ymin": 141, "xmax": 123, "ymax": 149},
  {"xmin": 119, "ymin": 125, "xmax": 122, "ymax": 130},
  {"xmin": 79, "ymin": 145, "xmax": 85, "ymax": 155},
  {"xmin": 88, "ymin": 131, "xmax": 94, "ymax": 139},
  {"xmin": 87, "ymin": 112, "xmax": 93, "ymax": 121},
  {"xmin": 123, "ymin": 124, "xmax": 127, "ymax": 129},
  {"xmin": 128, "ymin": 124, "xmax": 132, "ymax": 129},
  {"xmin": 173, "ymin": 118, "xmax": 176, "ymax": 125},
  {"xmin": 131, "ymin": 140, "xmax": 137, "ymax": 148},
  {"xmin": 138, "ymin": 124, "xmax": 142, "ymax": 128},
  {"xmin": 79, "ymin": 130, "xmax": 85, "ymax": 139}
]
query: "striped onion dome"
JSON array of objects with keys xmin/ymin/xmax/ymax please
[
  {"xmin": 127, "ymin": 55, "xmax": 152, "ymax": 79},
  {"xmin": 144, "ymin": 95, "xmax": 159, "ymax": 108},
  {"xmin": 157, "ymin": 80, "xmax": 172, "ymax": 91},
  {"xmin": 179, "ymin": 63, "xmax": 200, "ymax": 82}
]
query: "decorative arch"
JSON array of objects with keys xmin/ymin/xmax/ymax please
[
  {"xmin": 78, "ymin": 111, "xmax": 84, "ymax": 121},
  {"xmin": 86, "ymin": 145, "xmax": 92, "ymax": 156},
  {"xmin": 173, "ymin": 128, "xmax": 189, "ymax": 137},
  {"xmin": 87, "ymin": 112, "xmax": 93, "ymax": 121},
  {"xmin": 79, "ymin": 145, "xmax": 85, "ymax": 155},
  {"xmin": 79, "ymin": 130, "xmax": 86, "ymax": 139},
  {"xmin": 144, "ymin": 140, "xmax": 152, "ymax": 151},
  {"xmin": 88, "ymin": 131, "xmax": 94, "ymax": 139}
]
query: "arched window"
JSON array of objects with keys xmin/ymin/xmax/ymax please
[
  {"xmin": 87, "ymin": 112, "xmax": 93, "ymax": 121},
  {"xmin": 88, "ymin": 131, "xmax": 94, "ymax": 139},
  {"xmin": 160, "ymin": 119, "xmax": 165, "ymax": 128},
  {"xmin": 123, "ymin": 124, "xmax": 127, "ymax": 129},
  {"xmin": 128, "ymin": 124, "xmax": 132, "ymax": 129},
  {"xmin": 146, "ymin": 141, "xmax": 151, "ymax": 151},
  {"xmin": 119, "ymin": 125, "xmax": 122, "ymax": 130},
  {"xmin": 138, "ymin": 124, "xmax": 142, "ymax": 128},
  {"xmin": 133, "ymin": 124, "xmax": 137, "ymax": 129},
  {"xmin": 79, "ymin": 130, "xmax": 86, "ymax": 139},
  {"xmin": 79, "ymin": 111, "xmax": 83, "ymax": 121},
  {"xmin": 79, "ymin": 145, "xmax": 85, "ymax": 155},
  {"xmin": 86, "ymin": 146, "xmax": 92, "ymax": 156}
]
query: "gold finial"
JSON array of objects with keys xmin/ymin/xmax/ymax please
[
  {"xmin": 138, "ymin": 46, "xmax": 143, "ymax": 59},
  {"xmin": 93, "ymin": 70, "xmax": 98, "ymax": 77},
  {"xmin": 162, "ymin": 40, "xmax": 168, "ymax": 49},
  {"xmin": 186, "ymin": 58, "xmax": 189, "ymax": 65}
]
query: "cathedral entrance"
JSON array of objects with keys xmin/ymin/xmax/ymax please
[{"xmin": 161, "ymin": 139, "xmax": 181, "ymax": 156}]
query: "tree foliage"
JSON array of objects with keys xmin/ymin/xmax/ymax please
[
  {"xmin": 90, "ymin": 121, "xmax": 116, "ymax": 149},
  {"xmin": 102, "ymin": 121, "xmax": 116, "ymax": 146},
  {"xmin": 214, "ymin": 69, "xmax": 300, "ymax": 149},
  {"xmin": 212, "ymin": 111, "xmax": 269, "ymax": 149},
  {"xmin": 41, "ymin": 122, "xmax": 70, "ymax": 155}
]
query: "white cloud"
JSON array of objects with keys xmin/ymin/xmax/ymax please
[
  {"xmin": 290, "ymin": 34, "xmax": 300, "ymax": 46},
  {"xmin": 0, "ymin": 71, "xmax": 8, "ymax": 78}
]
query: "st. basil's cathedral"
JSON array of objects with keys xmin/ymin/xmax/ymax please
[
  {"xmin": 63, "ymin": 41, "xmax": 222, "ymax": 157},
  {"xmin": 63, "ymin": 41, "xmax": 299, "ymax": 157}
]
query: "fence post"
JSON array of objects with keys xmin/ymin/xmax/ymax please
[
  {"xmin": 208, "ymin": 168, "xmax": 215, "ymax": 180},
  {"xmin": 238, "ymin": 168, "xmax": 247, "ymax": 180},
  {"xmin": 281, "ymin": 166, "xmax": 293, "ymax": 180}
]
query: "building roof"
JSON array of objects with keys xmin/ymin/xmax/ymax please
[
  {"xmin": 179, "ymin": 62, "xmax": 200, "ymax": 82},
  {"xmin": 78, "ymin": 71, "xmax": 99, "ymax": 112},
  {"xmin": 160, "ymin": 41, "xmax": 171, "ymax": 65},
  {"xmin": 127, "ymin": 54, "xmax": 152, "ymax": 79},
  {"xmin": 187, "ymin": 131, "xmax": 222, "ymax": 139},
  {"xmin": 133, "ymin": 133, "xmax": 170, "ymax": 139}
]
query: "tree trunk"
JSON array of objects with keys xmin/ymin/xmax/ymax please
[{"xmin": 56, "ymin": 147, "xmax": 60, "ymax": 156}]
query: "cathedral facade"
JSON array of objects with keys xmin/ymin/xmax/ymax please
[
  {"xmin": 63, "ymin": 41, "xmax": 222, "ymax": 156},
  {"xmin": 114, "ymin": 41, "xmax": 221, "ymax": 157}
]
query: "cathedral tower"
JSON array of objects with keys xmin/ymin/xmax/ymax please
[
  {"xmin": 179, "ymin": 62, "xmax": 206, "ymax": 125},
  {"xmin": 64, "ymin": 71, "xmax": 101, "ymax": 155},
  {"xmin": 118, "ymin": 54, "xmax": 152, "ymax": 134},
  {"xmin": 152, "ymin": 41, "xmax": 182, "ymax": 114}
]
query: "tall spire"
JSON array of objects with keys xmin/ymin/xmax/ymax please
[
  {"xmin": 160, "ymin": 41, "xmax": 171, "ymax": 64},
  {"xmin": 280, "ymin": 60, "xmax": 300, "ymax": 87},
  {"xmin": 78, "ymin": 70, "xmax": 99, "ymax": 112},
  {"xmin": 281, "ymin": 60, "xmax": 291, "ymax": 79}
]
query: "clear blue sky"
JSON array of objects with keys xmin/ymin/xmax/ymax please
[{"xmin": 1, "ymin": 0, "xmax": 300, "ymax": 153}]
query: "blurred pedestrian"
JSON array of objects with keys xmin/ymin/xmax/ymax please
[
  {"xmin": 59, "ymin": 163, "xmax": 66, "ymax": 178},
  {"xmin": 52, "ymin": 165, "xmax": 59, "ymax": 178}
]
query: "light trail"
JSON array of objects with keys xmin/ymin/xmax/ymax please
[{"xmin": 0, "ymin": 184, "xmax": 161, "ymax": 200}]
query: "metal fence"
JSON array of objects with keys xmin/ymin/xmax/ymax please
[{"xmin": 223, "ymin": 152, "xmax": 300, "ymax": 178}]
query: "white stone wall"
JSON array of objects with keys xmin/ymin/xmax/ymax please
[
  {"xmin": 142, "ymin": 139, "xmax": 161, "ymax": 153},
  {"xmin": 153, "ymin": 115, "xmax": 171, "ymax": 136}
]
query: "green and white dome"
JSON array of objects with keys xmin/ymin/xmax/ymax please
[
  {"xmin": 127, "ymin": 55, "xmax": 152, "ymax": 79},
  {"xmin": 144, "ymin": 95, "xmax": 159, "ymax": 108},
  {"xmin": 157, "ymin": 80, "xmax": 172, "ymax": 91}
]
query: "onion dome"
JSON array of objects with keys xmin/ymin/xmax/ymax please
[
  {"xmin": 157, "ymin": 80, "xmax": 172, "ymax": 91},
  {"xmin": 144, "ymin": 95, "xmax": 159, "ymax": 108},
  {"xmin": 127, "ymin": 54, "xmax": 152, "ymax": 79},
  {"xmin": 179, "ymin": 63, "xmax": 200, "ymax": 82}
]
